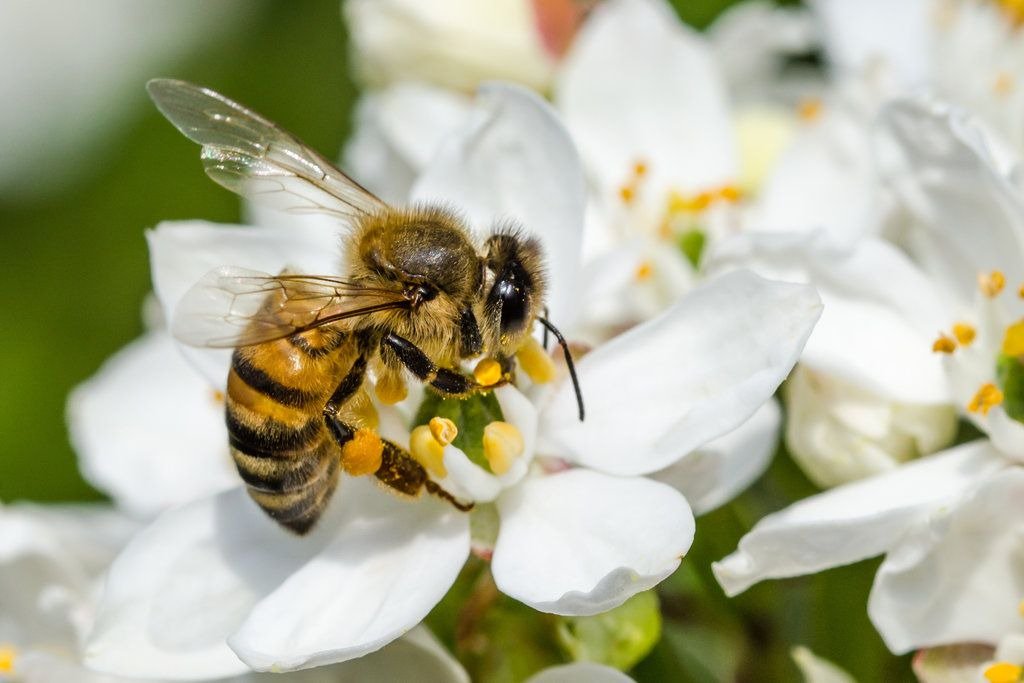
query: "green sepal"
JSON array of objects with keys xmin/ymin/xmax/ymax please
[
  {"xmin": 414, "ymin": 391, "xmax": 505, "ymax": 472},
  {"xmin": 555, "ymin": 590, "xmax": 662, "ymax": 671},
  {"xmin": 997, "ymin": 353, "xmax": 1024, "ymax": 423}
]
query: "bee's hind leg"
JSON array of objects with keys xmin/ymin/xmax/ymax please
[
  {"xmin": 376, "ymin": 440, "xmax": 473, "ymax": 512},
  {"xmin": 322, "ymin": 354, "xmax": 385, "ymax": 477}
]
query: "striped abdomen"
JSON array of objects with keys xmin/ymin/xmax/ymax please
[{"xmin": 225, "ymin": 328, "xmax": 352, "ymax": 534}]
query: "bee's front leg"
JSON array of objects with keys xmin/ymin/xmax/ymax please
[{"xmin": 381, "ymin": 333, "xmax": 489, "ymax": 398}]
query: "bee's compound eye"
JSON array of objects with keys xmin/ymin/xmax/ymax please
[{"xmin": 490, "ymin": 262, "xmax": 529, "ymax": 336}]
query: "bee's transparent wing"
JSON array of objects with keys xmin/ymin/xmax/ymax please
[
  {"xmin": 147, "ymin": 79, "xmax": 385, "ymax": 221},
  {"xmin": 172, "ymin": 267, "xmax": 409, "ymax": 348}
]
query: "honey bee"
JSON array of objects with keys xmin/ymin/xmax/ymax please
[{"xmin": 147, "ymin": 79, "xmax": 583, "ymax": 534}]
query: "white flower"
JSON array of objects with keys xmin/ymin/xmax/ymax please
[
  {"xmin": 706, "ymin": 229, "xmax": 958, "ymax": 486},
  {"xmin": 84, "ymin": 82, "xmax": 821, "ymax": 677},
  {"xmin": 343, "ymin": 0, "xmax": 567, "ymax": 93},
  {"xmin": 713, "ymin": 97, "xmax": 1024, "ymax": 655}
]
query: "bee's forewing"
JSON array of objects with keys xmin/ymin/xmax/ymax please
[
  {"xmin": 147, "ymin": 79, "xmax": 386, "ymax": 221},
  {"xmin": 171, "ymin": 266, "xmax": 408, "ymax": 348}
]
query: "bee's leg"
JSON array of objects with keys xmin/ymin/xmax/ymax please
[
  {"xmin": 376, "ymin": 439, "xmax": 473, "ymax": 512},
  {"xmin": 322, "ymin": 355, "xmax": 385, "ymax": 477},
  {"xmin": 381, "ymin": 333, "xmax": 484, "ymax": 398}
]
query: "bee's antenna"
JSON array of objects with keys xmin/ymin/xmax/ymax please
[
  {"xmin": 537, "ymin": 316, "xmax": 585, "ymax": 422},
  {"xmin": 541, "ymin": 306, "xmax": 551, "ymax": 350}
]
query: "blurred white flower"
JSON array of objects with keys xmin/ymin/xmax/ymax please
[
  {"xmin": 812, "ymin": 0, "xmax": 1024, "ymax": 157},
  {"xmin": 83, "ymin": 82, "xmax": 820, "ymax": 677},
  {"xmin": 343, "ymin": 0, "xmax": 586, "ymax": 93},
  {"xmin": 791, "ymin": 645, "xmax": 856, "ymax": 683},
  {"xmin": 714, "ymin": 97, "xmax": 1024, "ymax": 656}
]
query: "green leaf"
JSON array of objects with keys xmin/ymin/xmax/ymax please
[
  {"xmin": 556, "ymin": 591, "xmax": 662, "ymax": 671},
  {"xmin": 414, "ymin": 392, "xmax": 505, "ymax": 472},
  {"xmin": 997, "ymin": 353, "xmax": 1024, "ymax": 423},
  {"xmin": 678, "ymin": 229, "xmax": 706, "ymax": 269}
]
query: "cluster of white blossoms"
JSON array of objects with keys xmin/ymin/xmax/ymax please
[{"xmin": 9, "ymin": 0, "xmax": 1024, "ymax": 680}]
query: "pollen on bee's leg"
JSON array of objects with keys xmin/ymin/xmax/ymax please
[
  {"xmin": 0, "ymin": 644, "xmax": 16, "ymax": 675},
  {"xmin": 516, "ymin": 336, "xmax": 556, "ymax": 384},
  {"xmin": 979, "ymin": 270, "xmax": 1007, "ymax": 297},
  {"xmin": 410, "ymin": 424, "xmax": 448, "ymax": 478},
  {"xmin": 341, "ymin": 428, "xmax": 384, "ymax": 477},
  {"xmin": 983, "ymin": 662, "xmax": 1022, "ymax": 683},
  {"xmin": 483, "ymin": 421, "xmax": 524, "ymax": 475},
  {"xmin": 375, "ymin": 372, "xmax": 408, "ymax": 405},
  {"xmin": 473, "ymin": 358, "xmax": 503, "ymax": 387},
  {"xmin": 968, "ymin": 383, "xmax": 1004, "ymax": 415}
]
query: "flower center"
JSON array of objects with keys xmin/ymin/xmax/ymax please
[
  {"xmin": 410, "ymin": 417, "xmax": 457, "ymax": 478},
  {"xmin": 0, "ymin": 645, "xmax": 16, "ymax": 675}
]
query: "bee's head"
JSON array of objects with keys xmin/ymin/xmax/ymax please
[{"xmin": 480, "ymin": 227, "xmax": 546, "ymax": 358}]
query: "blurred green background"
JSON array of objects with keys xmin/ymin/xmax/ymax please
[{"xmin": 0, "ymin": 0, "xmax": 914, "ymax": 680}]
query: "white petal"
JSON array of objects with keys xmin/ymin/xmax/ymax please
[
  {"xmin": 492, "ymin": 469, "xmax": 694, "ymax": 616},
  {"xmin": 540, "ymin": 270, "xmax": 821, "ymax": 475},
  {"xmin": 707, "ymin": 231, "xmax": 950, "ymax": 403},
  {"xmin": 791, "ymin": 645, "xmax": 857, "ymax": 683},
  {"xmin": 67, "ymin": 332, "xmax": 236, "ymax": 516},
  {"xmin": 0, "ymin": 504, "xmax": 137, "ymax": 648},
  {"xmin": 654, "ymin": 399, "xmax": 781, "ymax": 516},
  {"xmin": 868, "ymin": 468, "xmax": 1024, "ymax": 654},
  {"xmin": 228, "ymin": 486, "xmax": 469, "ymax": 671},
  {"xmin": 878, "ymin": 98, "xmax": 1024, "ymax": 305},
  {"xmin": 810, "ymin": 0, "xmax": 930, "ymax": 85},
  {"xmin": 147, "ymin": 219, "xmax": 343, "ymax": 383},
  {"xmin": 411, "ymin": 82, "xmax": 585, "ymax": 325},
  {"xmin": 86, "ymin": 487, "xmax": 344, "ymax": 679},
  {"xmin": 252, "ymin": 626, "xmax": 470, "ymax": 683},
  {"xmin": 343, "ymin": 85, "xmax": 471, "ymax": 204},
  {"xmin": 527, "ymin": 662, "xmax": 636, "ymax": 683},
  {"xmin": 557, "ymin": 0, "xmax": 737, "ymax": 196},
  {"xmin": 712, "ymin": 440, "xmax": 1008, "ymax": 596}
]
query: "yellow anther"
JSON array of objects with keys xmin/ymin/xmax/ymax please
[
  {"xmin": 1018, "ymin": 597, "xmax": 1024, "ymax": 616},
  {"xmin": 341, "ymin": 428, "xmax": 384, "ymax": 477},
  {"xmin": 619, "ymin": 184, "xmax": 636, "ymax": 204},
  {"xmin": 994, "ymin": 71, "xmax": 1016, "ymax": 96},
  {"xmin": 797, "ymin": 97, "xmax": 823, "ymax": 121},
  {"xmin": 932, "ymin": 333, "xmax": 957, "ymax": 354},
  {"xmin": 516, "ymin": 336, "xmax": 556, "ymax": 384},
  {"xmin": 211, "ymin": 389, "xmax": 225, "ymax": 404},
  {"xmin": 718, "ymin": 184, "xmax": 742, "ymax": 203},
  {"xmin": 375, "ymin": 373, "xmax": 408, "ymax": 405},
  {"xmin": 980, "ymin": 270, "xmax": 1007, "ymax": 297},
  {"xmin": 1003, "ymin": 320, "xmax": 1024, "ymax": 356},
  {"xmin": 0, "ymin": 645, "xmax": 14, "ymax": 674},
  {"xmin": 1018, "ymin": 283, "xmax": 1024, "ymax": 298},
  {"xmin": 691, "ymin": 191, "xmax": 713, "ymax": 212},
  {"xmin": 482, "ymin": 421, "xmax": 524, "ymax": 475},
  {"xmin": 667, "ymin": 189, "xmax": 688, "ymax": 215},
  {"xmin": 473, "ymin": 358, "xmax": 503, "ymax": 387},
  {"xmin": 634, "ymin": 260, "xmax": 654, "ymax": 281},
  {"xmin": 952, "ymin": 322, "xmax": 976, "ymax": 346},
  {"xmin": 429, "ymin": 416, "xmax": 458, "ymax": 446},
  {"xmin": 410, "ymin": 424, "xmax": 448, "ymax": 478},
  {"xmin": 633, "ymin": 160, "xmax": 648, "ymax": 177},
  {"xmin": 984, "ymin": 662, "xmax": 1022, "ymax": 683},
  {"xmin": 968, "ymin": 383, "xmax": 1004, "ymax": 415},
  {"xmin": 997, "ymin": 0, "xmax": 1024, "ymax": 26}
]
